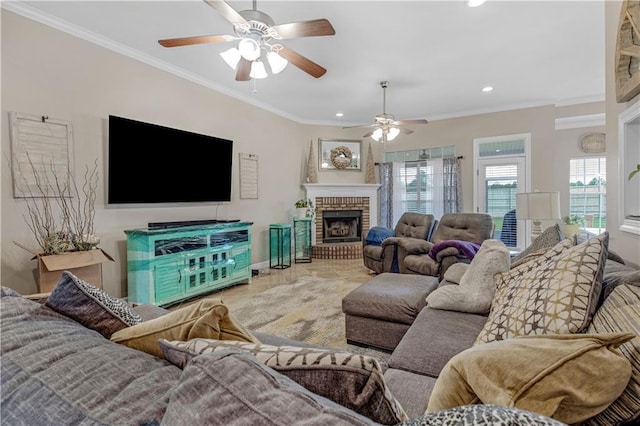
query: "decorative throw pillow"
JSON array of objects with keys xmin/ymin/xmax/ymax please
[
  {"xmin": 161, "ymin": 349, "xmax": 375, "ymax": 426},
  {"xmin": 426, "ymin": 240, "xmax": 510, "ymax": 314},
  {"xmin": 399, "ymin": 404, "xmax": 565, "ymax": 426},
  {"xmin": 0, "ymin": 286, "xmax": 22, "ymax": 298},
  {"xmin": 475, "ymin": 234, "xmax": 607, "ymax": 344},
  {"xmin": 598, "ymin": 269, "xmax": 640, "ymax": 307},
  {"xmin": 46, "ymin": 270, "xmax": 142, "ymax": 338},
  {"xmin": 110, "ymin": 298, "xmax": 258, "ymax": 358},
  {"xmin": 159, "ymin": 338, "xmax": 408, "ymax": 425},
  {"xmin": 427, "ymin": 332, "xmax": 634, "ymax": 425},
  {"xmin": 510, "ymin": 224, "xmax": 564, "ymax": 269},
  {"xmin": 585, "ymin": 284, "xmax": 640, "ymax": 425},
  {"xmin": 440, "ymin": 263, "xmax": 469, "ymax": 285}
]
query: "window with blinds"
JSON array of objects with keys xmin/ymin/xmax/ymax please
[
  {"xmin": 386, "ymin": 146, "xmax": 455, "ymax": 217},
  {"xmin": 401, "ymin": 160, "xmax": 434, "ymax": 214},
  {"xmin": 569, "ymin": 157, "xmax": 606, "ymax": 232}
]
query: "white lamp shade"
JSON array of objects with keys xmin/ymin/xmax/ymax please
[
  {"xmin": 516, "ymin": 191, "xmax": 561, "ymax": 220},
  {"xmin": 220, "ymin": 47, "xmax": 241, "ymax": 70},
  {"xmin": 238, "ymin": 38, "xmax": 261, "ymax": 61},
  {"xmin": 387, "ymin": 127, "xmax": 400, "ymax": 141},
  {"xmin": 249, "ymin": 60, "xmax": 268, "ymax": 79},
  {"xmin": 371, "ymin": 128, "xmax": 383, "ymax": 142},
  {"xmin": 267, "ymin": 51, "xmax": 288, "ymax": 74}
]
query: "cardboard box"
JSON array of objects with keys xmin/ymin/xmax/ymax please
[{"xmin": 35, "ymin": 249, "xmax": 114, "ymax": 293}]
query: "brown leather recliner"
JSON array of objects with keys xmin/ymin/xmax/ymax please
[
  {"xmin": 362, "ymin": 212, "xmax": 437, "ymax": 274},
  {"xmin": 396, "ymin": 213, "xmax": 494, "ymax": 280}
]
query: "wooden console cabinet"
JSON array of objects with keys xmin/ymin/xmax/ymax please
[{"xmin": 125, "ymin": 222, "xmax": 253, "ymax": 306}]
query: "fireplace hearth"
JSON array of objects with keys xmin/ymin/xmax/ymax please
[{"xmin": 322, "ymin": 210, "xmax": 362, "ymax": 243}]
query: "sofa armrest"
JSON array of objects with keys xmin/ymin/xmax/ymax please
[
  {"xmin": 433, "ymin": 246, "xmax": 462, "ymax": 261},
  {"xmin": 395, "ymin": 238, "xmax": 434, "ymax": 255}
]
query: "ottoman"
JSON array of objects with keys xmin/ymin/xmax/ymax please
[{"xmin": 342, "ymin": 273, "xmax": 439, "ymax": 351}]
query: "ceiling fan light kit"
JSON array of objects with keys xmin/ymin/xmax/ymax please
[
  {"xmin": 159, "ymin": 0, "xmax": 335, "ymax": 81},
  {"xmin": 344, "ymin": 81, "xmax": 429, "ymax": 143}
]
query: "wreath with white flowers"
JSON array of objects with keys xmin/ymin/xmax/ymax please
[{"xmin": 330, "ymin": 146, "xmax": 353, "ymax": 169}]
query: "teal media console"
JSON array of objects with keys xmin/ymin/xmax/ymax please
[{"xmin": 125, "ymin": 222, "xmax": 253, "ymax": 306}]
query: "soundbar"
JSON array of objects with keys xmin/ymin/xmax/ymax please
[{"xmin": 148, "ymin": 219, "xmax": 240, "ymax": 230}]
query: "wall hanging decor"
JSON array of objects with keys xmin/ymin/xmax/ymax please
[
  {"xmin": 615, "ymin": 0, "xmax": 640, "ymax": 102},
  {"xmin": 319, "ymin": 138, "xmax": 361, "ymax": 171}
]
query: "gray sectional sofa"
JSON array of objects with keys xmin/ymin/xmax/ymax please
[
  {"xmin": 1, "ymin": 232, "xmax": 638, "ymax": 425},
  {"xmin": 363, "ymin": 233, "xmax": 640, "ymax": 424}
]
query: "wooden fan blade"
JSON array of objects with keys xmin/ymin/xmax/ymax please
[
  {"xmin": 395, "ymin": 119, "xmax": 429, "ymax": 125},
  {"xmin": 362, "ymin": 129, "xmax": 376, "ymax": 138},
  {"xmin": 342, "ymin": 123, "xmax": 375, "ymax": 129},
  {"xmin": 278, "ymin": 46, "xmax": 326, "ymax": 78},
  {"xmin": 271, "ymin": 19, "xmax": 336, "ymax": 39},
  {"xmin": 158, "ymin": 34, "xmax": 236, "ymax": 48},
  {"xmin": 204, "ymin": 0, "xmax": 248, "ymax": 26},
  {"xmin": 398, "ymin": 127, "xmax": 414, "ymax": 135},
  {"xmin": 235, "ymin": 58, "xmax": 252, "ymax": 81}
]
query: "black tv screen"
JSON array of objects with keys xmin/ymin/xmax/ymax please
[{"xmin": 108, "ymin": 115, "xmax": 233, "ymax": 204}]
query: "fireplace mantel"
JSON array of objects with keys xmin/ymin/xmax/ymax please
[{"xmin": 303, "ymin": 183, "xmax": 380, "ymax": 245}]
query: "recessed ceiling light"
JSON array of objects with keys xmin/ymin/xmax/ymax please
[
  {"xmin": 482, "ymin": 86, "xmax": 494, "ymax": 93},
  {"xmin": 336, "ymin": 112, "xmax": 344, "ymax": 117},
  {"xmin": 467, "ymin": 0, "xmax": 487, "ymax": 7}
]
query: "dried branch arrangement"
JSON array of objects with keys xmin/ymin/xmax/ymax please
[{"xmin": 20, "ymin": 155, "xmax": 99, "ymax": 255}]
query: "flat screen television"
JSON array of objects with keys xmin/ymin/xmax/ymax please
[{"xmin": 108, "ymin": 115, "xmax": 233, "ymax": 204}]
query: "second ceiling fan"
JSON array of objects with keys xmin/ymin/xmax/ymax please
[
  {"xmin": 346, "ymin": 81, "xmax": 429, "ymax": 143},
  {"xmin": 158, "ymin": 0, "xmax": 335, "ymax": 81}
]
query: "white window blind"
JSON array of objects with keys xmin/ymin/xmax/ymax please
[{"xmin": 569, "ymin": 157, "xmax": 606, "ymax": 232}]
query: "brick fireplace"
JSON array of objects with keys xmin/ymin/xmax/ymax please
[{"xmin": 303, "ymin": 183, "xmax": 380, "ymax": 259}]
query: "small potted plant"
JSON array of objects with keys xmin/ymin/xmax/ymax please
[
  {"xmin": 561, "ymin": 214, "xmax": 584, "ymax": 238},
  {"xmin": 294, "ymin": 199, "xmax": 314, "ymax": 218}
]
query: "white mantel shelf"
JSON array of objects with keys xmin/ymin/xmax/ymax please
[
  {"xmin": 303, "ymin": 183, "xmax": 381, "ymax": 192},
  {"xmin": 303, "ymin": 183, "xmax": 381, "ymax": 238}
]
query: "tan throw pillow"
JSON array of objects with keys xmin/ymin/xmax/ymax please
[
  {"xmin": 427, "ymin": 332, "xmax": 634, "ymax": 425},
  {"xmin": 475, "ymin": 234, "xmax": 607, "ymax": 344},
  {"xmin": 585, "ymin": 284, "xmax": 640, "ymax": 425},
  {"xmin": 441, "ymin": 263, "xmax": 468, "ymax": 285},
  {"xmin": 159, "ymin": 338, "xmax": 408, "ymax": 425},
  {"xmin": 426, "ymin": 240, "xmax": 510, "ymax": 314},
  {"xmin": 510, "ymin": 224, "xmax": 565, "ymax": 268},
  {"xmin": 110, "ymin": 298, "xmax": 257, "ymax": 358}
]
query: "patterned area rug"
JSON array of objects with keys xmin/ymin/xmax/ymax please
[{"xmin": 224, "ymin": 276, "xmax": 391, "ymax": 364}]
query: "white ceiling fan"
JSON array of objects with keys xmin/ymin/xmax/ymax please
[{"xmin": 345, "ymin": 81, "xmax": 429, "ymax": 143}]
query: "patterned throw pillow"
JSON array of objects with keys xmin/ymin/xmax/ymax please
[
  {"xmin": 585, "ymin": 284, "xmax": 640, "ymax": 425},
  {"xmin": 159, "ymin": 338, "xmax": 408, "ymax": 425},
  {"xmin": 162, "ymin": 349, "xmax": 376, "ymax": 426},
  {"xmin": 46, "ymin": 270, "xmax": 142, "ymax": 338},
  {"xmin": 399, "ymin": 404, "xmax": 566, "ymax": 426},
  {"xmin": 475, "ymin": 233, "xmax": 608, "ymax": 344},
  {"xmin": 510, "ymin": 224, "xmax": 565, "ymax": 268}
]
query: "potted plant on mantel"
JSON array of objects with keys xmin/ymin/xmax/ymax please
[
  {"xmin": 560, "ymin": 214, "xmax": 584, "ymax": 238},
  {"xmin": 294, "ymin": 199, "xmax": 314, "ymax": 218}
]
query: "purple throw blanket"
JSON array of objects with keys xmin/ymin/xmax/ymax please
[{"xmin": 428, "ymin": 240, "xmax": 482, "ymax": 261}]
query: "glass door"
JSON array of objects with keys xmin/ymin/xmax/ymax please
[{"xmin": 474, "ymin": 134, "xmax": 530, "ymax": 251}]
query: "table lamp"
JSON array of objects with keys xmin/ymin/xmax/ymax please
[{"xmin": 516, "ymin": 191, "xmax": 561, "ymax": 242}]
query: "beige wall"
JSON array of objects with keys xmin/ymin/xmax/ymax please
[
  {"xmin": 604, "ymin": 1, "xmax": 640, "ymax": 267},
  {"xmin": 2, "ymin": 8, "xmax": 638, "ymax": 296}
]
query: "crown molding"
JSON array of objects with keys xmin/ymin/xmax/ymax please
[{"xmin": 555, "ymin": 113, "xmax": 606, "ymax": 130}]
